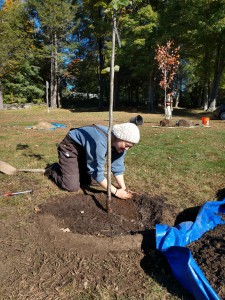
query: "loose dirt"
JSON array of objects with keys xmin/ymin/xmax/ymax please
[
  {"xmin": 38, "ymin": 191, "xmax": 176, "ymax": 237},
  {"xmin": 188, "ymin": 224, "xmax": 225, "ymax": 299},
  {"xmin": 0, "ymin": 189, "xmax": 195, "ymax": 300},
  {"xmin": 3, "ymin": 187, "xmax": 224, "ymax": 300}
]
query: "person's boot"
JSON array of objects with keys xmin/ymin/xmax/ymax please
[{"xmin": 44, "ymin": 163, "xmax": 59, "ymax": 177}]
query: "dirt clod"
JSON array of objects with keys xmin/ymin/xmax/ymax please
[{"xmin": 160, "ymin": 119, "xmax": 174, "ymax": 127}]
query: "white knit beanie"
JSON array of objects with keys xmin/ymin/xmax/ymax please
[{"xmin": 112, "ymin": 123, "xmax": 140, "ymax": 144}]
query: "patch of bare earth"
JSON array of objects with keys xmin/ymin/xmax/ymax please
[
  {"xmin": 0, "ymin": 190, "xmax": 195, "ymax": 300},
  {"xmin": 188, "ymin": 224, "xmax": 225, "ymax": 299}
]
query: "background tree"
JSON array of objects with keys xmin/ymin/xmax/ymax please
[
  {"xmin": 1, "ymin": 0, "xmax": 225, "ymax": 110},
  {"xmin": 155, "ymin": 41, "xmax": 180, "ymax": 119},
  {"xmin": 116, "ymin": 2, "xmax": 158, "ymax": 111},
  {"xmin": 2, "ymin": 61, "xmax": 44, "ymax": 104},
  {"xmin": 78, "ymin": 0, "xmax": 112, "ymax": 110},
  {"xmin": 0, "ymin": 0, "xmax": 33, "ymax": 109},
  {"xmin": 159, "ymin": 0, "xmax": 225, "ymax": 110},
  {"xmin": 28, "ymin": 0, "xmax": 78, "ymax": 108}
]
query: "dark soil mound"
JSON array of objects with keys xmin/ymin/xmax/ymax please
[
  {"xmin": 188, "ymin": 224, "xmax": 225, "ymax": 299},
  {"xmin": 38, "ymin": 192, "xmax": 176, "ymax": 237}
]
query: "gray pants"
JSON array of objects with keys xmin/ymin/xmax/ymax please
[{"xmin": 49, "ymin": 134, "xmax": 91, "ymax": 191}]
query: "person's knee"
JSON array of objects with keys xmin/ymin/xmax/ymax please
[
  {"xmin": 62, "ymin": 179, "xmax": 80, "ymax": 192},
  {"xmin": 66, "ymin": 185, "xmax": 80, "ymax": 192}
]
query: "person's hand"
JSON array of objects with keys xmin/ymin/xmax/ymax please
[
  {"xmin": 115, "ymin": 188, "xmax": 133, "ymax": 200},
  {"xmin": 126, "ymin": 189, "xmax": 140, "ymax": 195}
]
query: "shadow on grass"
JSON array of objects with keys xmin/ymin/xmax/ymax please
[
  {"xmin": 216, "ymin": 187, "xmax": 225, "ymax": 201},
  {"xmin": 140, "ymin": 229, "xmax": 194, "ymax": 299},
  {"xmin": 16, "ymin": 143, "xmax": 46, "ymax": 162},
  {"xmin": 67, "ymin": 105, "xmax": 211, "ymax": 118},
  {"xmin": 172, "ymin": 108, "xmax": 212, "ymax": 120}
]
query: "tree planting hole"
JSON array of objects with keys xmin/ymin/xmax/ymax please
[{"xmin": 38, "ymin": 192, "xmax": 177, "ymax": 237}]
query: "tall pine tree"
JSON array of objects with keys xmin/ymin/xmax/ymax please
[{"xmin": 28, "ymin": 0, "xmax": 79, "ymax": 108}]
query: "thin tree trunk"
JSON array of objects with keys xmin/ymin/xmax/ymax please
[
  {"xmin": 174, "ymin": 76, "xmax": 180, "ymax": 108},
  {"xmin": 209, "ymin": 40, "xmax": 225, "ymax": 111},
  {"xmin": 46, "ymin": 81, "xmax": 49, "ymax": 113},
  {"xmin": 202, "ymin": 49, "xmax": 210, "ymax": 110},
  {"xmin": 50, "ymin": 50, "xmax": 54, "ymax": 108},
  {"xmin": 164, "ymin": 70, "xmax": 167, "ymax": 118},
  {"xmin": 51, "ymin": 33, "xmax": 58, "ymax": 108},
  {"xmin": 107, "ymin": 11, "xmax": 116, "ymax": 213},
  {"xmin": 57, "ymin": 77, "xmax": 62, "ymax": 108},
  {"xmin": 175, "ymin": 90, "xmax": 180, "ymax": 108},
  {"xmin": 203, "ymin": 82, "xmax": 209, "ymax": 111}
]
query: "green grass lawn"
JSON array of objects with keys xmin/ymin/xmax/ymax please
[
  {"xmin": 1, "ymin": 105, "xmax": 225, "ymax": 218},
  {"xmin": 0, "ymin": 106, "xmax": 225, "ymax": 299}
]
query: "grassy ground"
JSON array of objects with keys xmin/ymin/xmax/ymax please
[{"xmin": 0, "ymin": 105, "xmax": 225, "ymax": 299}]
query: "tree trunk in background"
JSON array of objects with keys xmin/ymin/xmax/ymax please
[
  {"xmin": 175, "ymin": 90, "xmax": 180, "ymax": 108},
  {"xmin": 50, "ymin": 33, "xmax": 58, "ymax": 108},
  {"xmin": 50, "ymin": 52, "xmax": 55, "ymax": 107},
  {"xmin": 174, "ymin": 79, "xmax": 181, "ymax": 108},
  {"xmin": 203, "ymin": 81, "xmax": 209, "ymax": 110},
  {"xmin": 202, "ymin": 50, "xmax": 210, "ymax": 110},
  {"xmin": 209, "ymin": 40, "xmax": 225, "ymax": 111},
  {"xmin": 57, "ymin": 77, "xmax": 62, "ymax": 108},
  {"xmin": 0, "ymin": 82, "xmax": 3, "ymax": 110}
]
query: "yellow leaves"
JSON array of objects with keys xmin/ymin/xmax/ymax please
[{"xmin": 2, "ymin": 0, "xmax": 20, "ymax": 11}]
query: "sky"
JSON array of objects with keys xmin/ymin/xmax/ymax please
[{"xmin": 0, "ymin": 0, "xmax": 4, "ymax": 10}]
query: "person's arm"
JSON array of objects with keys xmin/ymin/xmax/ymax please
[
  {"xmin": 99, "ymin": 178, "xmax": 132, "ymax": 200},
  {"xmin": 114, "ymin": 174, "xmax": 126, "ymax": 190}
]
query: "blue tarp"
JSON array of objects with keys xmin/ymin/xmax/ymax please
[
  {"xmin": 156, "ymin": 199, "xmax": 225, "ymax": 300},
  {"xmin": 26, "ymin": 122, "xmax": 67, "ymax": 130},
  {"xmin": 50, "ymin": 123, "xmax": 67, "ymax": 130}
]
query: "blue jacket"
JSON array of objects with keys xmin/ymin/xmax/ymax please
[{"xmin": 69, "ymin": 125, "xmax": 125, "ymax": 182}]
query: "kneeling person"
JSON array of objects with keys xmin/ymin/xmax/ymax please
[{"xmin": 45, "ymin": 123, "xmax": 140, "ymax": 200}]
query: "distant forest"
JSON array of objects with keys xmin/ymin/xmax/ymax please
[{"xmin": 0, "ymin": 0, "xmax": 224, "ymax": 111}]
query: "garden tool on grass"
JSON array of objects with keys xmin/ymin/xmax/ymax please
[
  {"xmin": 0, "ymin": 190, "xmax": 33, "ymax": 197},
  {"xmin": 0, "ymin": 160, "xmax": 45, "ymax": 175}
]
